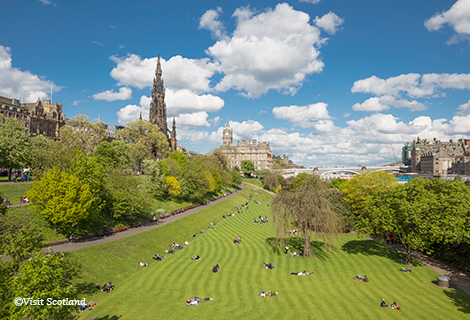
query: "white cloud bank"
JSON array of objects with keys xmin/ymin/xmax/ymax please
[
  {"xmin": 424, "ymin": 0, "xmax": 470, "ymax": 44},
  {"xmin": 351, "ymin": 73, "xmax": 470, "ymax": 112},
  {"xmin": 0, "ymin": 46, "xmax": 60, "ymax": 102},
  {"xmin": 272, "ymin": 103, "xmax": 334, "ymax": 131},
  {"xmin": 314, "ymin": 12, "xmax": 344, "ymax": 34},
  {"xmin": 201, "ymin": 3, "xmax": 343, "ymax": 97}
]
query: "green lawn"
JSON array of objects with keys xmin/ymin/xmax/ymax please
[
  {"xmin": 0, "ymin": 182, "xmax": 32, "ymax": 203},
  {"xmin": 71, "ymin": 187, "xmax": 470, "ymax": 320},
  {"xmin": 242, "ymin": 177, "xmax": 264, "ymax": 188}
]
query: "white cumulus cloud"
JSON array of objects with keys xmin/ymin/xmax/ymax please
[
  {"xmin": 424, "ymin": 0, "xmax": 470, "ymax": 43},
  {"xmin": 116, "ymin": 104, "xmax": 148, "ymax": 125},
  {"xmin": 457, "ymin": 99, "xmax": 470, "ymax": 115},
  {"xmin": 314, "ymin": 12, "xmax": 344, "ymax": 34},
  {"xmin": 92, "ymin": 87, "xmax": 132, "ymax": 101},
  {"xmin": 205, "ymin": 3, "xmax": 333, "ymax": 97},
  {"xmin": 173, "ymin": 112, "xmax": 211, "ymax": 127},
  {"xmin": 199, "ymin": 7, "xmax": 226, "ymax": 40},
  {"xmin": 352, "ymin": 72, "xmax": 470, "ymax": 112},
  {"xmin": 0, "ymin": 46, "xmax": 60, "ymax": 102},
  {"xmin": 272, "ymin": 103, "xmax": 334, "ymax": 129}
]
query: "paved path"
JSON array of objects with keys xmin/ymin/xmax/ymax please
[
  {"xmin": 370, "ymin": 237, "xmax": 470, "ymax": 296},
  {"xmin": 243, "ymin": 181, "xmax": 276, "ymax": 196},
  {"xmin": 48, "ymin": 184, "xmax": 245, "ymax": 253}
]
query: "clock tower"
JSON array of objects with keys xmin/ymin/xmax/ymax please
[{"xmin": 222, "ymin": 122, "xmax": 232, "ymax": 146}]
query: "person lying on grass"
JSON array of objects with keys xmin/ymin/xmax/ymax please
[
  {"xmin": 170, "ymin": 243, "xmax": 184, "ymax": 250},
  {"xmin": 233, "ymin": 239, "xmax": 242, "ymax": 244},
  {"xmin": 190, "ymin": 233, "xmax": 196, "ymax": 238},
  {"xmin": 212, "ymin": 264, "xmax": 220, "ymax": 273},
  {"xmin": 290, "ymin": 271, "xmax": 313, "ymax": 276},
  {"xmin": 267, "ymin": 290, "xmax": 278, "ymax": 297},
  {"xmin": 153, "ymin": 254, "xmax": 166, "ymax": 261},
  {"xmin": 263, "ymin": 263, "xmax": 274, "ymax": 269},
  {"xmin": 207, "ymin": 226, "xmax": 214, "ymax": 229},
  {"xmin": 353, "ymin": 275, "xmax": 369, "ymax": 282},
  {"xmin": 191, "ymin": 255, "xmax": 201, "ymax": 260},
  {"xmin": 186, "ymin": 297, "xmax": 213, "ymax": 306},
  {"xmin": 399, "ymin": 267, "xmax": 412, "ymax": 273},
  {"xmin": 139, "ymin": 262, "xmax": 149, "ymax": 267},
  {"xmin": 165, "ymin": 249, "xmax": 174, "ymax": 254}
]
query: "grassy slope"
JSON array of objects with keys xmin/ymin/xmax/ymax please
[
  {"xmin": 0, "ymin": 182, "xmax": 31, "ymax": 203},
  {"xmin": 242, "ymin": 177, "xmax": 263, "ymax": 188},
  {"xmin": 73, "ymin": 187, "xmax": 470, "ymax": 320}
]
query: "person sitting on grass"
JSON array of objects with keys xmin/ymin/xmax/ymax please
[
  {"xmin": 267, "ymin": 290, "xmax": 278, "ymax": 297},
  {"xmin": 390, "ymin": 301, "xmax": 397, "ymax": 309},
  {"xmin": 290, "ymin": 271, "xmax": 313, "ymax": 276},
  {"xmin": 233, "ymin": 238, "xmax": 241, "ymax": 244},
  {"xmin": 254, "ymin": 218, "xmax": 258, "ymax": 223},
  {"xmin": 263, "ymin": 263, "xmax": 274, "ymax": 269},
  {"xmin": 380, "ymin": 299, "xmax": 388, "ymax": 308},
  {"xmin": 3, "ymin": 197, "xmax": 10, "ymax": 206},
  {"xmin": 212, "ymin": 264, "xmax": 220, "ymax": 273},
  {"xmin": 399, "ymin": 267, "xmax": 412, "ymax": 273},
  {"xmin": 201, "ymin": 229, "xmax": 206, "ymax": 234},
  {"xmin": 191, "ymin": 255, "xmax": 201, "ymax": 260},
  {"xmin": 184, "ymin": 241, "xmax": 190, "ymax": 245},
  {"xmin": 139, "ymin": 262, "xmax": 149, "ymax": 267}
]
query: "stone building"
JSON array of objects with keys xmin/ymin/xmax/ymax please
[
  {"xmin": 0, "ymin": 95, "xmax": 66, "ymax": 138},
  {"xmin": 149, "ymin": 55, "xmax": 177, "ymax": 152},
  {"xmin": 409, "ymin": 137, "xmax": 470, "ymax": 176},
  {"xmin": 220, "ymin": 122, "xmax": 273, "ymax": 171},
  {"xmin": 273, "ymin": 154, "xmax": 298, "ymax": 168}
]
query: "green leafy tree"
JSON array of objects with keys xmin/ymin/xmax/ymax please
[
  {"xmin": 103, "ymin": 169, "xmax": 149, "ymax": 222},
  {"xmin": 339, "ymin": 171, "xmax": 398, "ymax": 217},
  {"xmin": 272, "ymin": 176, "xmax": 343, "ymax": 257},
  {"xmin": 0, "ymin": 118, "xmax": 31, "ymax": 181},
  {"xmin": 263, "ymin": 173, "xmax": 279, "ymax": 191},
  {"xmin": 143, "ymin": 160, "xmax": 167, "ymax": 198},
  {"xmin": 117, "ymin": 118, "xmax": 169, "ymax": 171},
  {"xmin": 10, "ymin": 250, "xmax": 80, "ymax": 320},
  {"xmin": 255, "ymin": 169, "xmax": 271, "ymax": 179},
  {"xmin": 59, "ymin": 115, "xmax": 107, "ymax": 156},
  {"xmin": 289, "ymin": 173, "xmax": 311, "ymax": 192},
  {"xmin": 211, "ymin": 148, "xmax": 229, "ymax": 171},
  {"xmin": 325, "ymin": 188, "xmax": 355, "ymax": 232},
  {"xmin": 241, "ymin": 160, "xmax": 255, "ymax": 176},
  {"xmin": 231, "ymin": 168, "xmax": 242, "ymax": 187},
  {"xmin": 0, "ymin": 191, "xmax": 6, "ymax": 217},
  {"xmin": 357, "ymin": 178, "xmax": 470, "ymax": 264},
  {"xmin": 94, "ymin": 140, "xmax": 119, "ymax": 167},
  {"xmin": 27, "ymin": 167, "xmax": 94, "ymax": 234},
  {"xmin": 328, "ymin": 178, "xmax": 347, "ymax": 189},
  {"xmin": 110, "ymin": 140, "xmax": 133, "ymax": 168},
  {"xmin": 170, "ymin": 150, "xmax": 189, "ymax": 169},
  {"xmin": 180, "ymin": 169, "xmax": 206, "ymax": 201},
  {"xmin": 222, "ymin": 171, "xmax": 233, "ymax": 188}
]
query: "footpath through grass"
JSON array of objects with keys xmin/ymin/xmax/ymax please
[{"xmin": 71, "ymin": 186, "xmax": 470, "ymax": 320}]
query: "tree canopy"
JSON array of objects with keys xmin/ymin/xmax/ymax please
[
  {"xmin": 272, "ymin": 176, "xmax": 343, "ymax": 257},
  {"xmin": 356, "ymin": 178, "xmax": 470, "ymax": 263},
  {"xmin": 0, "ymin": 118, "xmax": 31, "ymax": 180},
  {"xmin": 339, "ymin": 171, "xmax": 398, "ymax": 217},
  {"xmin": 241, "ymin": 160, "xmax": 255, "ymax": 176}
]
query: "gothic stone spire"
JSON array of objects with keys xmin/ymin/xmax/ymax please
[{"xmin": 149, "ymin": 54, "xmax": 169, "ymax": 139}]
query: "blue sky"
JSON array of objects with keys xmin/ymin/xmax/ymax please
[{"xmin": 1, "ymin": 0, "xmax": 470, "ymax": 167}]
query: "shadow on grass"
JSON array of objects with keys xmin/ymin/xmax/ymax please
[
  {"xmin": 341, "ymin": 240, "xmax": 403, "ymax": 262},
  {"xmin": 444, "ymin": 289, "xmax": 470, "ymax": 314},
  {"xmin": 265, "ymin": 237, "xmax": 329, "ymax": 260},
  {"xmin": 75, "ymin": 281, "xmax": 101, "ymax": 295},
  {"xmin": 95, "ymin": 316, "xmax": 121, "ymax": 320}
]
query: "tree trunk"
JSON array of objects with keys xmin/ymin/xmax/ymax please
[
  {"xmin": 8, "ymin": 168, "xmax": 12, "ymax": 182},
  {"xmin": 405, "ymin": 246, "xmax": 412, "ymax": 264},
  {"xmin": 304, "ymin": 231, "xmax": 312, "ymax": 257},
  {"xmin": 54, "ymin": 224, "xmax": 57, "ymax": 235}
]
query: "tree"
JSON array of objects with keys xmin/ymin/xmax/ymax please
[
  {"xmin": 27, "ymin": 167, "xmax": 94, "ymax": 234},
  {"xmin": 110, "ymin": 140, "xmax": 133, "ymax": 168},
  {"xmin": 94, "ymin": 140, "xmax": 119, "ymax": 167},
  {"xmin": 117, "ymin": 118, "xmax": 169, "ymax": 171},
  {"xmin": 356, "ymin": 178, "xmax": 470, "ymax": 264},
  {"xmin": 241, "ymin": 160, "xmax": 255, "ymax": 176},
  {"xmin": 263, "ymin": 173, "xmax": 279, "ymax": 191},
  {"xmin": 59, "ymin": 115, "xmax": 107, "ymax": 156},
  {"xmin": 103, "ymin": 169, "xmax": 149, "ymax": 222},
  {"xmin": 255, "ymin": 169, "xmax": 271, "ymax": 179},
  {"xmin": 339, "ymin": 171, "xmax": 398, "ymax": 218},
  {"xmin": 169, "ymin": 150, "xmax": 189, "ymax": 169},
  {"xmin": 166, "ymin": 176, "xmax": 181, "ymax": 196},
  {"xmin": 0, "ymin": 191, "xmax": 6, "ymax": 217},
  {"xmin": 143, "ymin": 160, "xmax": 167, "ymax": 198},
  {"xmin": 325, "ymin": 188, "xmax": 355, "ymax": 232},
  {"xmin": 328, "ymin": 178, "xmax": 347, "ymax": 189},
  {"xmin": 272, "ymin": 176, "xmax": 343, "ymax": 257},
  {"xmin": 0, "ymin": 118, "xmax": 31, "ymax": 181},
  {"xmin": 211, "ymin": 148, "xmax": 228, "ymax": 171},
  {"xmin": 10, "ymin": 250, "xmax": 80, "ymax": 320},
  {"xmin": 180, "ymin": 169, "xmax": 206, "ymax": 201},
  {"xmin": 289, "ymin": 173, "xmax": 311, "ymax": 192},
  {"xmin": 231, "ymin": 168, "xmax": 242, "ymax": 187}
]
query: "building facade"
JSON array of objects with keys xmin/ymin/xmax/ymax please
[
  {"xmin": 149, "ymin": 55, "xmax": 177, "ymax": 152},
  {"xmin": 408, "ymin": 137, "xmax": 470, "ymax": 176},
  {"xmin": 0, "ymin": 96, "xmax": 66, "ymax": 138},
  {"xmin": 220, "ymin": 122, "xmax": 273, "ymax": 171}
]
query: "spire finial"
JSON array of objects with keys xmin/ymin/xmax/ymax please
[{"xmin": 139, "ymin": 112, "xmax": 142, "ymax": 120}]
